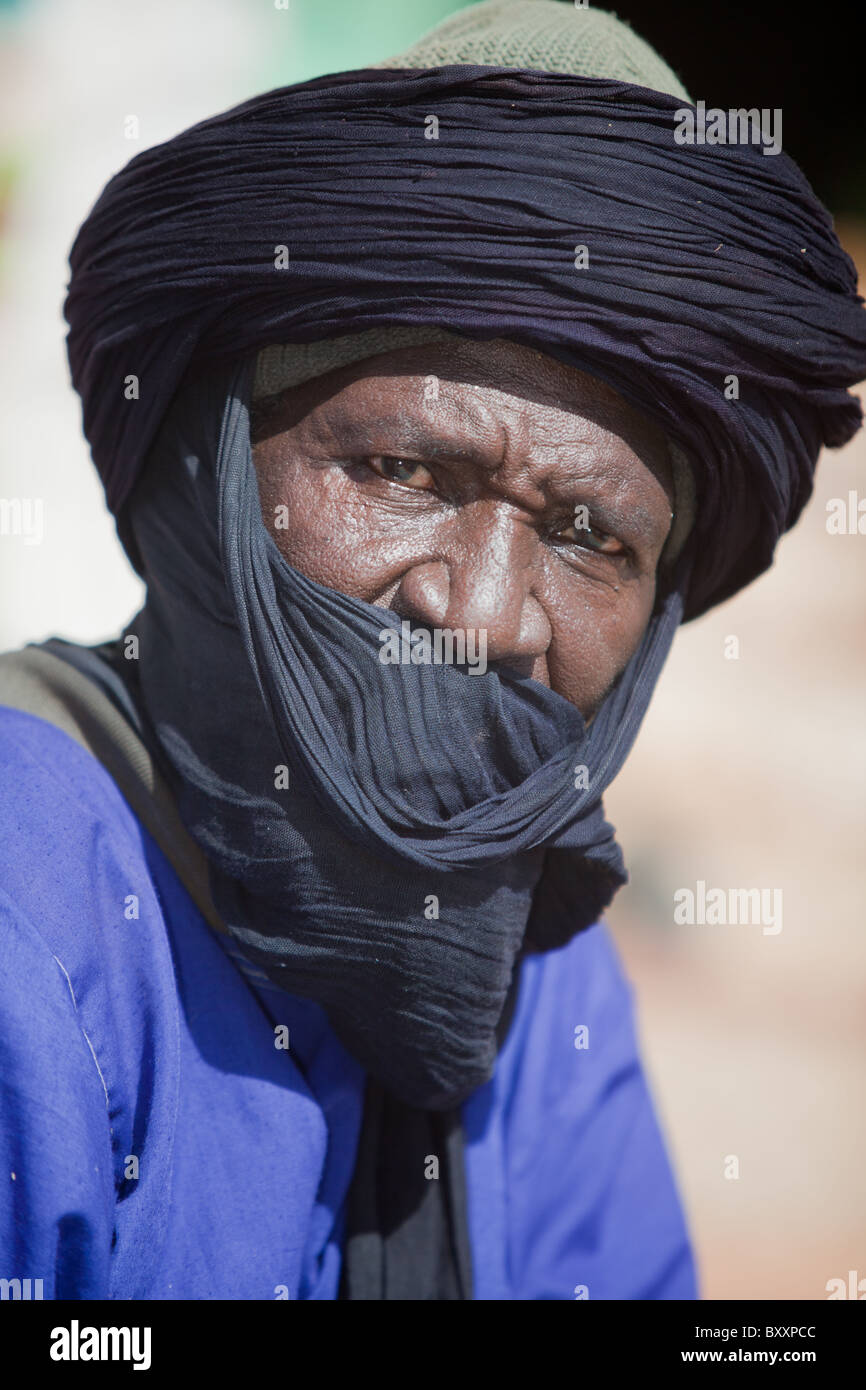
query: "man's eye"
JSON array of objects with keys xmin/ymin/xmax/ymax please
[
  {"xmin": 551, "ymin": 519, "xmax": 625, "ymax": 555},
  {"xmin": 365, "ymin": 455, "xmax": 435, "ymax": 489}
]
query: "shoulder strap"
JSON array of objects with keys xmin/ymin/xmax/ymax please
[{"xmin": 0, "ymin": 645, "xmax": 227, "ymax": 935}]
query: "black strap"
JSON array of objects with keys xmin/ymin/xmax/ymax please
[{"xmin": 0, "ymin": 643, "xmax": 227, "ymax": 936}]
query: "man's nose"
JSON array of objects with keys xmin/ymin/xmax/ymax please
[{"xmin": 393, "ymin": 504, "xmax": 551, "ymax": 666}]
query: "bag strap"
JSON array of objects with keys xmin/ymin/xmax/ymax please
[{"xmin": 0, "ymin": 645, "xmax": 227, "ymax": 936}]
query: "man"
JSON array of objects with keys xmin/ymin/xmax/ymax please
[{"xmin": 1, "ymin": 1, "xmax": 864, "ymax": 1301}]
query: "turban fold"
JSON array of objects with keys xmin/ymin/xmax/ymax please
[{"xmin": 65, "ymin": 65, "xmax": 866, "ymax": 620}]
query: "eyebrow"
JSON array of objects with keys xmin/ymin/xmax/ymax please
[{"xmin": 320, "ymin": 403, "xmax": 493, "ymax": 465}]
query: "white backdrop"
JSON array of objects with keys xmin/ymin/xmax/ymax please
[{"xmin": 0, "ymin": 0, "xmax": 271, "ymax": 648}]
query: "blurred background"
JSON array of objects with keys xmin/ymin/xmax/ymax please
[{"xmin": 0, "ymin": 0, "xmax": 863, "ymax": 1301}]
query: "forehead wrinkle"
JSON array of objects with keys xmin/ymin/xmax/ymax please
[
  {"xmin": 443, "ymin": 381, "xmax": 642, "ymax": 496},
  {"xmin": 439, "ymin": 382, "xmax": 576, "ymax": 499},
  {"xmin": 496, "ymin": 439, "xmax": 673, "ymax": 545},
  {"xmin": 490, "ymin": 420, "xmax": 639, "ymax": 508},
  {"xmin": 433, "ymin": 380, "xmax": 510, "ymax": 463},
  {"xmin": 320, "ymin": 375, "xmax": 517, "ymax": 469},
  {"xmin": 306, "ymin": 395, "xmax": 477, "ymax": 462},
  {"xmin": 578, "ymin": 459, "xmax": 670, "ymax": 540}
]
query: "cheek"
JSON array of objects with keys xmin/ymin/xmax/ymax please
[
  {"xmin": 541, "ymin": 564, "xmax": 656, "ymax": 716},
  {"xmin": 253, "ymin": 442, "xmax": 413, "ymax": 600}
]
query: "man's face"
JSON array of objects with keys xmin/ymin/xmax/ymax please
[{"xmin": 251, "ymin": 338, "xmax": 674, "ymax": 720}]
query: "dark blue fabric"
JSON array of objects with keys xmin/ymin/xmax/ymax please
[
  {"xmin": 64, "ymin": 66, "xmax": 866, "ymax": 619},
  {"xmin": 0, "ymin": 706, "xmax": 696, "ymax": 1300}
]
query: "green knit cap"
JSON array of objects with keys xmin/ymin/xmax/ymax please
[{"xmin": 371, "ymin": 0, "xmax": 690, "ymax": 99}]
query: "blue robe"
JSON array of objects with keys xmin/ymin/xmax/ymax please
[{"xmin": 0, "ymin": 706, "xmax": 697, "ymax": 1300}]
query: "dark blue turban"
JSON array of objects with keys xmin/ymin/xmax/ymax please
[{"xmin": 65, "ymin": 66, "xmax": 866, "ymax": 620}]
